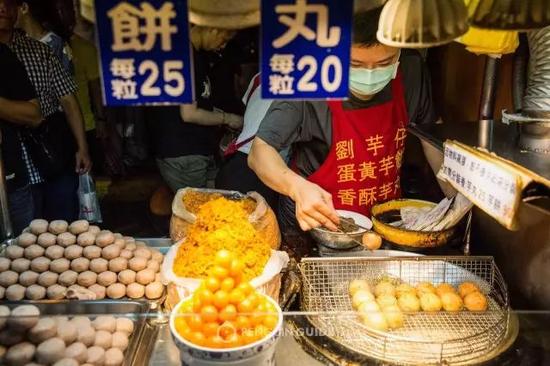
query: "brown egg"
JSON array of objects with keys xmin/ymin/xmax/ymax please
[
  {"xmin": 36, "ymin": 338, "xmax": 66, "ymax": 365},
  {"xmin": 69, "ymin": 220, "xmax": 89, "ymax": 235},
  {"xmin": 19, "ymin": 271, "xmax": 39, "ymax": 286},
  {"xmin": 77, "ymin": 271, "xmax": 97, "ymax": 287},
  {"xmin": 89, "ymin": 258, "xmax": 109, "ymax": 273},
  {"xmin": 136, "ymin": 269, "xmax": 155, "ymax": 285},
  {"xmin": 97, "ymin": 271, "xmax": 117, "ymax": 287},
  {"xmin": 458, "ymin": 282, "xmax": 481, "ymax": 299},
  {"xmin": 45, "ymin": 245, "xmax": 65, "ymax": 260},
  {"xmin": 6, "ymin": 245, "xmax": 24, "ymax": 259},
  {"xmin": 56, "ymin": 232, "xmax": 76, "ymax": 247},
  {"xmin": 464, "ymin": 291, "xmax": 488, "ymax": 312},
  {"xmin": 10, "ymin": 258, "xmax": 30, "ymax": 273},
  {"xmin": 25, "ymin": 284, "xmax": 46, "ymax": 300},
  {"xmin": 63, "ymin": 245, "xmax": 83, "ymax": 260},
  {"xmin": 117, "ymin": 269, "xmax": 136, "ymax": 285},
  {"xmin": 106, "ymin": 283, "xmax": 126, "ymax": 299},
  {"xmin": 126, "ymin": 283, "xmax": 145, "ymax": 299},
  {"xmin": 50, "ymin": 258, "xmax": 71, "ymax": 274},
  {"xmin": 17, "ymin": 232, "xmax": 37, "ymax": 248},
  {"xmin": 108, "ymin": 258, "xmax": 128, "ymax": 273},
  {"xmin": 0, "ymin": 270, "xmax": 18, "ymax": 287},
  {"xmin": 77, "ymin": 232, "xmax": 96, "ymax": 247},
  {"xmin": 48, "ymin": 220, "xmax": 68, "ymax": 235},
  {"xmin": 38, "ymin": 271, "xmax": 58, "ymax": 287},
  {"xmin": 37, "ymin": 232, "xmax": 57, "ymax": 248},
  {"xmin": 30, "ymin": 256, "xmax": 51, "ymax": 272},
  {"xmin": 29, "ymin": 219, "xmax": 49, "ymax": 235},
  {"xmin": 46, "ymin": 284, "xmax": 67, "ymax": 300},
  {"xmin": 101, "ymin": 245, "xmax": 121, "ymax": 260},
  {"xmin": 83, "ymin": 245, "xmax": 102, "ymax": 259},
  {"xmin": 58, "ymin": 270, "xmax": 78, "ymax": 286},
  {"xmin": 5, "ymin": 284, "xmax": 26, "ymax": 301}
]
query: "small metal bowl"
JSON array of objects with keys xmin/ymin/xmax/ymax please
[{"xmin": 310, "ymin": 210, "xmax": 372, "ymax": 250}]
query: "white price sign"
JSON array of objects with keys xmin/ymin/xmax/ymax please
[{"xmin": 439, "ymin": 141, "xmax": 522, "ymax": 229}]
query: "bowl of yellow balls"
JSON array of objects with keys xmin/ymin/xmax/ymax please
[{"xmin": 170, "ymin": 250, "xmax": 283, "ymax": 365}]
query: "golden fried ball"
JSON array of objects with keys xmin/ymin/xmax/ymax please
[
  {"xmin": 436, "ymin": 283, "xmax": 456, "ymax": 297},
  {"xmin": 376, "ymin": 294, "xmax": 397, "ymax": 309},
  {"xmin": 398, "ymin": 293, "xmax": 421, "ymax": 312},
  {"xmin": 358, "ymin": 300, "xmax": 381, "ymax": 315},
  {"xmin": 440, "ymin": 292, "xmax": 463, "ymax": 312},
  {"xmin": 464, "ymin": 291, "xmax": 488, "ymax": 312},
  {"xmin": 395, "ymin": 283, "xmax": 416, "ymax": 298},
  {"xmin": 374, "ymin": 281, "xmax": 396, "ymax": 298},
  {"xmin": 352, "ymin": 290, "xmax": 375, "ymax": 309},
  {"xmin": 382, "ymin": 305, "xmax": 405, "ymax": 329},
  {"xmin": 361, "ymin": 310, "xmax": 388, "ymax": 332},
  {"xmin": 348, "ymin": 279, "xmax": 370, "ymax": 297},
  {"xmin": 458, "ymin": 282, "xmax": 481, "ymax": 299},
  {"xmin": 416, "ymin": 282, "xmax": 437, "ymax": 296},
  {"xmin": 420, "ymin": 293, "xmax": 443, "ymax": 312}
]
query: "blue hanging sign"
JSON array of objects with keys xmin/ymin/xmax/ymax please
[
  {"xmin": 261, "ymin": 0, "xmax": 353, "ymax": 99},
  {"xmin": 95, "ymin": 0, "xmax": 193, "ymax": 106}
]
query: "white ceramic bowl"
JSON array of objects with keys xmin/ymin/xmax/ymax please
[{"xmin": 170, "ymin": 295, "xmax": 283, "ymax": 366}]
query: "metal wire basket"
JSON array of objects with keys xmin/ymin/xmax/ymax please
[{"xmin": 298, "ymin": 256, "xmax": 510, "ymax": 366}]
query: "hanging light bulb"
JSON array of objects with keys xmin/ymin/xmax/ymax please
[
  {"xmin": 377, "ymin": 0, "xmax": 470, "ymax": 48},
  {"xmin": 469, "ymin": 0, "xmax": 550, "ymax": 30}
]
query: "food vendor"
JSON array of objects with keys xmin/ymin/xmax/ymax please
[{"xmin": 248, "ymin": 7, "xmax": 442, "ymax": 233}]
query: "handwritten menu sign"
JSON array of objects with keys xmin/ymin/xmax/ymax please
[{"xmin": 439, "ymin": 141, "xmax": 522, "ymax": 229}]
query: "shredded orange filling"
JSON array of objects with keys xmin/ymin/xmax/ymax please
[{"xmin": 173, "ymin": 196, "xmax": 271, "ymax": 280}]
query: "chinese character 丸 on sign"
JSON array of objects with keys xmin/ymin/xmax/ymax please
[
  {"xmin": 95, "ymin": 0, "xmax": 193, "ymax": 106},
  {"xmin": 261, "ymin": 0, "xmax": 353, "ymax": 99}
]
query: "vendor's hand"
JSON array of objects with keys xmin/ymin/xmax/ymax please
[
  {"xmin": 76, "ymin": 149, "xmax": 92, "ymax": 174},
  {"xmin": 289, "ymin": 179, "xmax": 340, "ymax": 232},
  {"xmin": 225, "ymin": 113, "xmax": 244, "ymax": 130}
]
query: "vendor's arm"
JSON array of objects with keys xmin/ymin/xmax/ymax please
[
  {"xmin": 248, "ymin": 101, "xmax": 339, "ymax": 231},
  {"xmin": 0, "ymin": 97, "xmax": 42, "ymax": 126},
  {"xmin": 180, "ymin": 102, "xmax": 243, "ymax": 129}
]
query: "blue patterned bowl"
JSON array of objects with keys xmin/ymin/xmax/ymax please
[{"xmin": 170, "ymin": 295, "xmax": 283, "ymax": 366}]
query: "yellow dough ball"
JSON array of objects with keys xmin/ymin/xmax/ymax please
[
  {"xmin": 395, "ymin": 283, "xmax": 416, "ymax": 298},
  {"xmin": 436, "ymin": 283, "xmax": 456, "ymax": 297},
  {"xmin": 374, "ymin": 281, "xmax": 396, "ymax": 298},
  {"xmin": 348, "ymin": 279, "xmax": 370, "ymax": 297},
  {"xmin": 464, "ymin": 291, "xmax": 488, "ymax": 312},
  {"xmin": 416, "ymin": 282, "xmax": 437, "ymax": 296},
  {"xmin": 382, "ymin": 305, "xmax": 405, "ymax": 329},
  {"xmin": 376, "ymin": 294, "xmax": 397, "ymax": 309},
  {"xmin": 352, "ymin": 290, "xmax": 375, "ymax": 309},
  {"xmin": 440, "ymin": 292, "xmax": 463, "ymax": 312},
  {"xmin": 358, "ymin": 300, "xmax": 381, "ymax": 315},
  {"xmin": 420, "ymin": 293, "xmax": 442, "ymax": 312},
  {"xmin": 458, "ymin": 282, "xmax": 480, "ymax": 299},
  {"xmin": 397, "ymin": 293, "xmax": 421, "ymax": 312},
  {"xmin": 361, "ymin": 311, "xmax": 388, "ymax": 332}
]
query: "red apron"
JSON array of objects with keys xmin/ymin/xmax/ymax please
[{"xmin": 307, "ymin": 72, "xmax": 409, "ymax": 216}]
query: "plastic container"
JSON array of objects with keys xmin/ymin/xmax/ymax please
[{"xmin": 170, "ymin": 295, "xmax": 283, "ymax": 366}]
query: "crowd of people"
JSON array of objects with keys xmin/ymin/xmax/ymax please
[{"xmin": 1, "ymin": 1, "xmax": 442, "ymax": 240}]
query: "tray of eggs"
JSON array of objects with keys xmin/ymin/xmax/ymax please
[
  {"xmin": 0, "ymin": 219, "xmax": 165, "ymax": 304},
  {"xmin": 0, "ymin": 301, "xmax": 152, "ymax": 366}
]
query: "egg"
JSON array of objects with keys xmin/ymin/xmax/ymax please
[
  {"xmin": 133, "ymin": 248, "xmax": 152, "ymax": 260},
  {"xmin": 464, "ymin": 291, "xmax": 488, "ymax": 312},
  {"xmin": 53, "ymin": 358, "xmax": 79, "ymax": 366},
  {"xmin": 125, "ymin": 242, "xmax": 137, "ymax": 251},
  {"xmin": 70, "ymin": 316, "xmax": 91, "ymax": 328},
  {"xmin": 57, "ymin": 321, "xmax": 78, "ymax": 344},
  {"xmin": 88, "ymin": 225, "xmax": 101, "ymax": 235},
  {"xmin": 71, "ymin": 257, "xmax": 90, "ymax": 273},
  {"xmin": 18, "ymin": 271, "xmax": 38, "ymax": 286},
  {"xmin": 0, "ymin": 257, "xmax": 10, "ymax": 271},
  {"xmin": 151, "ymin": 249, "xmax": 164, "ymax": 263},
  {"xmin": 119, "ymin": 249, "xmax": 133, "ymax": 259},
  {"xmin": 0, "ymin": 330, "xmax": 24, "ymax": 346}
]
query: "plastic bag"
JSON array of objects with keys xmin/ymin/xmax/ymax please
[{"xmin": 78, "ymin": 173, "xmax": 102, "ymax": 223}]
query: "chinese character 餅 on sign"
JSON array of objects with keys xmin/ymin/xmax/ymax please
[
  {"xmin": 261, "ymin": 0, "xmax": 353, "ymax": 99},
  {"xmin": 95, "ymin": 0, "xmax": 193, "ymax": 106}
]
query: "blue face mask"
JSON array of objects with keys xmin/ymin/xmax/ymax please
[{"xmin": 349, "ymin": 57, "xmax": 400, "ymax": 97}]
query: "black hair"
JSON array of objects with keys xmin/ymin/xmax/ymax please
[
  {"xmin": 352, "ymin": 6, "xmax": 383, "ymax": 47},
  {"xmin": 20, "ymin": 0, "xmax": 73, "ymax": 41}
]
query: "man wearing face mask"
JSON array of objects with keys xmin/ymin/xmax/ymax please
[{"xmin": 248, "ymin": 7, "xmax": 438, "ymax": 233}]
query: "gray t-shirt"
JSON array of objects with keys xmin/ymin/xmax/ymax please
[{"xmin": 256, "ymin": 49, "xmax": 437, "ymax": 178}]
